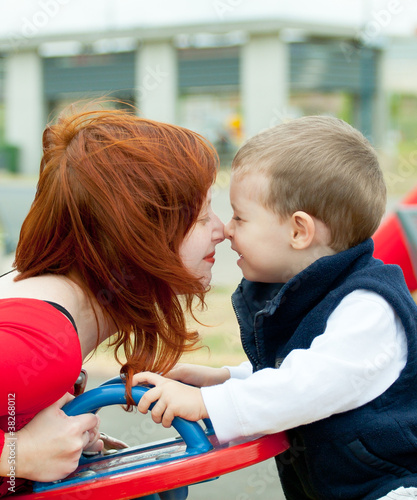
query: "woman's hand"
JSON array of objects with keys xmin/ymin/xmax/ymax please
[
  {"xmin": 164, "ymin": 363, "xmax": 231, "ymax": 387},
  {"xmin": 1, "ymin": 393, "xmax": 102, "ymax": 482},
  {"xmin": 132, "ymin": 372, "xmax": 209, "ymax": 428}
]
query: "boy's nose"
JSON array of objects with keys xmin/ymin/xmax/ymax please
[{"xmin": 224, "ymin": 220, "xmax": 233, "ymax": 240}]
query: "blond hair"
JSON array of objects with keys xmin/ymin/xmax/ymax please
[{"xmin": 232, "ymin": 116, "xmax": 386, "ymax": 252}]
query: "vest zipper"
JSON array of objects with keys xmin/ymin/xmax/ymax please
[{"xmin": 231, "ymin": 295, "xmax": 261, "ymax": 370}]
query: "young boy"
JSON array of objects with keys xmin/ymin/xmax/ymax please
[{"xmin": 134, "ymin": 116, "xmax": 417, "ymax": 500}]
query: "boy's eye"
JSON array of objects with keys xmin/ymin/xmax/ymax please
[{"xmin": 233, "ymin": 215, "xmax": 242, "ymax": 222}]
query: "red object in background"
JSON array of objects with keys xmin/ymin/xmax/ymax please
[{"xmin": 373, "ymin": 187, "xmax": 417, "ymax": 292}]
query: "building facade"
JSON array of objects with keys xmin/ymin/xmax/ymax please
[{"xmin": 0, "ymin": 19, "xmax": 384, "ymax": 174}]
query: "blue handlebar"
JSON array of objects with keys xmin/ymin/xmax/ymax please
[{"xmin": 63, "ymin": 384, "xmax": 213, "ymax": 455}]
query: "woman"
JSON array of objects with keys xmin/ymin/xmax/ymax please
[{"xmin": 0, "ymin": 105, "xmax": 224, "ymax": 495}]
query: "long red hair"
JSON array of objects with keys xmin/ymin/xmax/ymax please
[{"xmin": 14, "ymin": 105, "xmax": 218, "ymax": 401}]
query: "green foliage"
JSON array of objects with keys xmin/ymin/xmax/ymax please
[
  {"xmin": 390, "ymin": 93, "xmax": 417, "ymax": 141},
  {"xmin": 338, "ymin": 93, "xmax": 354, "ymax": 125},
  {"xmin": 0, "ymin": 143, "xmax": 19, "ymax": 173},
  {"xmin": 0, "ymin": 104, "xmax": 4, "ymax": 143}
]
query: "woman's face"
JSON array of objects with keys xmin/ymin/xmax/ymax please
[{"xmin": 179, "ymin": 190, "xmax": 225, "ymax": 286}]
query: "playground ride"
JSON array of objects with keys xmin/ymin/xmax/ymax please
[
  {"xmin": 373, "ymin": 186, "xmax": 417, "ymax": 292},
  {"xmin": 14, "ymin": 379, "xmax": 289, "ymax": 500}
]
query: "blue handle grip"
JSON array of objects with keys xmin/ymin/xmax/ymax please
[{"xmin": 63, "ymin": 384, "xmax": 213, "ymax": 454}]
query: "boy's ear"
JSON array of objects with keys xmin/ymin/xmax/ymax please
[{"xmin": 289, "ymin": 211, "xmax": 315, "ymax": 250}]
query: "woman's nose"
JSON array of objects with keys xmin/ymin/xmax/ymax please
[{"xmin": 212, "ymin": 213, "xmax": 225, "ymax": 243}]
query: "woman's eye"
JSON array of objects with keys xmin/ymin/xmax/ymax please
[{"xmin": 198, "ymin": 216, "xmax": 211, "ymax": 224}]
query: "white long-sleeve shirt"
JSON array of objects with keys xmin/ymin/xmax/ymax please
[{"xmin": 201, "ymin": 289, "xmax": 408, "ymax": 443}]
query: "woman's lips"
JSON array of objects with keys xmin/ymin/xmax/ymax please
[{"xmin": 204, "ymin": 251, "xmax": 215, "ymax": 264}]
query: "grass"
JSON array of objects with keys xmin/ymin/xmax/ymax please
[
  {"xmin": 180, "ymin": 284, "xmax": 246, "ymax": 367},
  {"xmin": 85, "ymin": 284, "xmax": 247, "ymax": 376}
]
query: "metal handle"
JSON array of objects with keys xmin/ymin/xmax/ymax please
[{"xmin": 63, "ymin": 383, "xmax": 213, "ymax": 454}]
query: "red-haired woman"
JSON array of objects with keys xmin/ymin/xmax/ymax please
[{"xmin": 0, "ymin": 107, "xmax": 224, "ymax": 495}]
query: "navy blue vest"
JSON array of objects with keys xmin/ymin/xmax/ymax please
[{"xmin": 232, "ymin": 239, "xmax": 417, "ymax": 500}]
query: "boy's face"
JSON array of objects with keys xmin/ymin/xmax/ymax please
[{"xmin": 225, "ymin": 172, "xmax": 297, "ymax": 283}]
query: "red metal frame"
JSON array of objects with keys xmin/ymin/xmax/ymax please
[{"xmin": 15, "ymin": 432, "xmax": 289, "ymax": 500}]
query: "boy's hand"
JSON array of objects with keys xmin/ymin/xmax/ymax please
[
  {"xmin": 132, "ymin": 372, "xmax": 208, "ymax": 428},
  {"xmin": 99, "ymin": 433, "xmax": 129, "ymax": 452},
  {"xmin": 165, "ymin": 363, "xmax": 230, "ymax": 387}
]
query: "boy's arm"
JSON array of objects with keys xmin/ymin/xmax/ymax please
[
  {"xmin": 164, "ymin": 361, "xmax": 252, "ymax": 387},
  {"xmin": 164, "ymin": 363, "xmax": 231, "ymax": 387},
  {"xmin": 133, "ymin": 363, "xmax": 250, "ymax": 428},
  {"xmin": 224, "ymin": 361, "xmax": 253, "ymax": 379},
  {"xmin": 133, "ymin": 372, "xmax": 208, "ymax": 427},
  {"xmin": 201, "ymin": 290, "xmax": 407, "ymax": 443},
  {"xmin": 135, "ymin": 292, "xmax": 405, "ymax": 445}
]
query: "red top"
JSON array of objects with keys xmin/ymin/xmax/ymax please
[{"xmin": 0, "ymin": 299, "xmax": 81, "ymax": 496}]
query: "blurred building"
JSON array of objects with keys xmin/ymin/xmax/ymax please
[{"xmin": 0, "ymin": 18, "xmax": 391, "ymax": 174}]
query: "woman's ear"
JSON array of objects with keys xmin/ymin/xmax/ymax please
[{"xmin": 290, "ymin": 211, "xmax": 316, "ymax": 250}]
